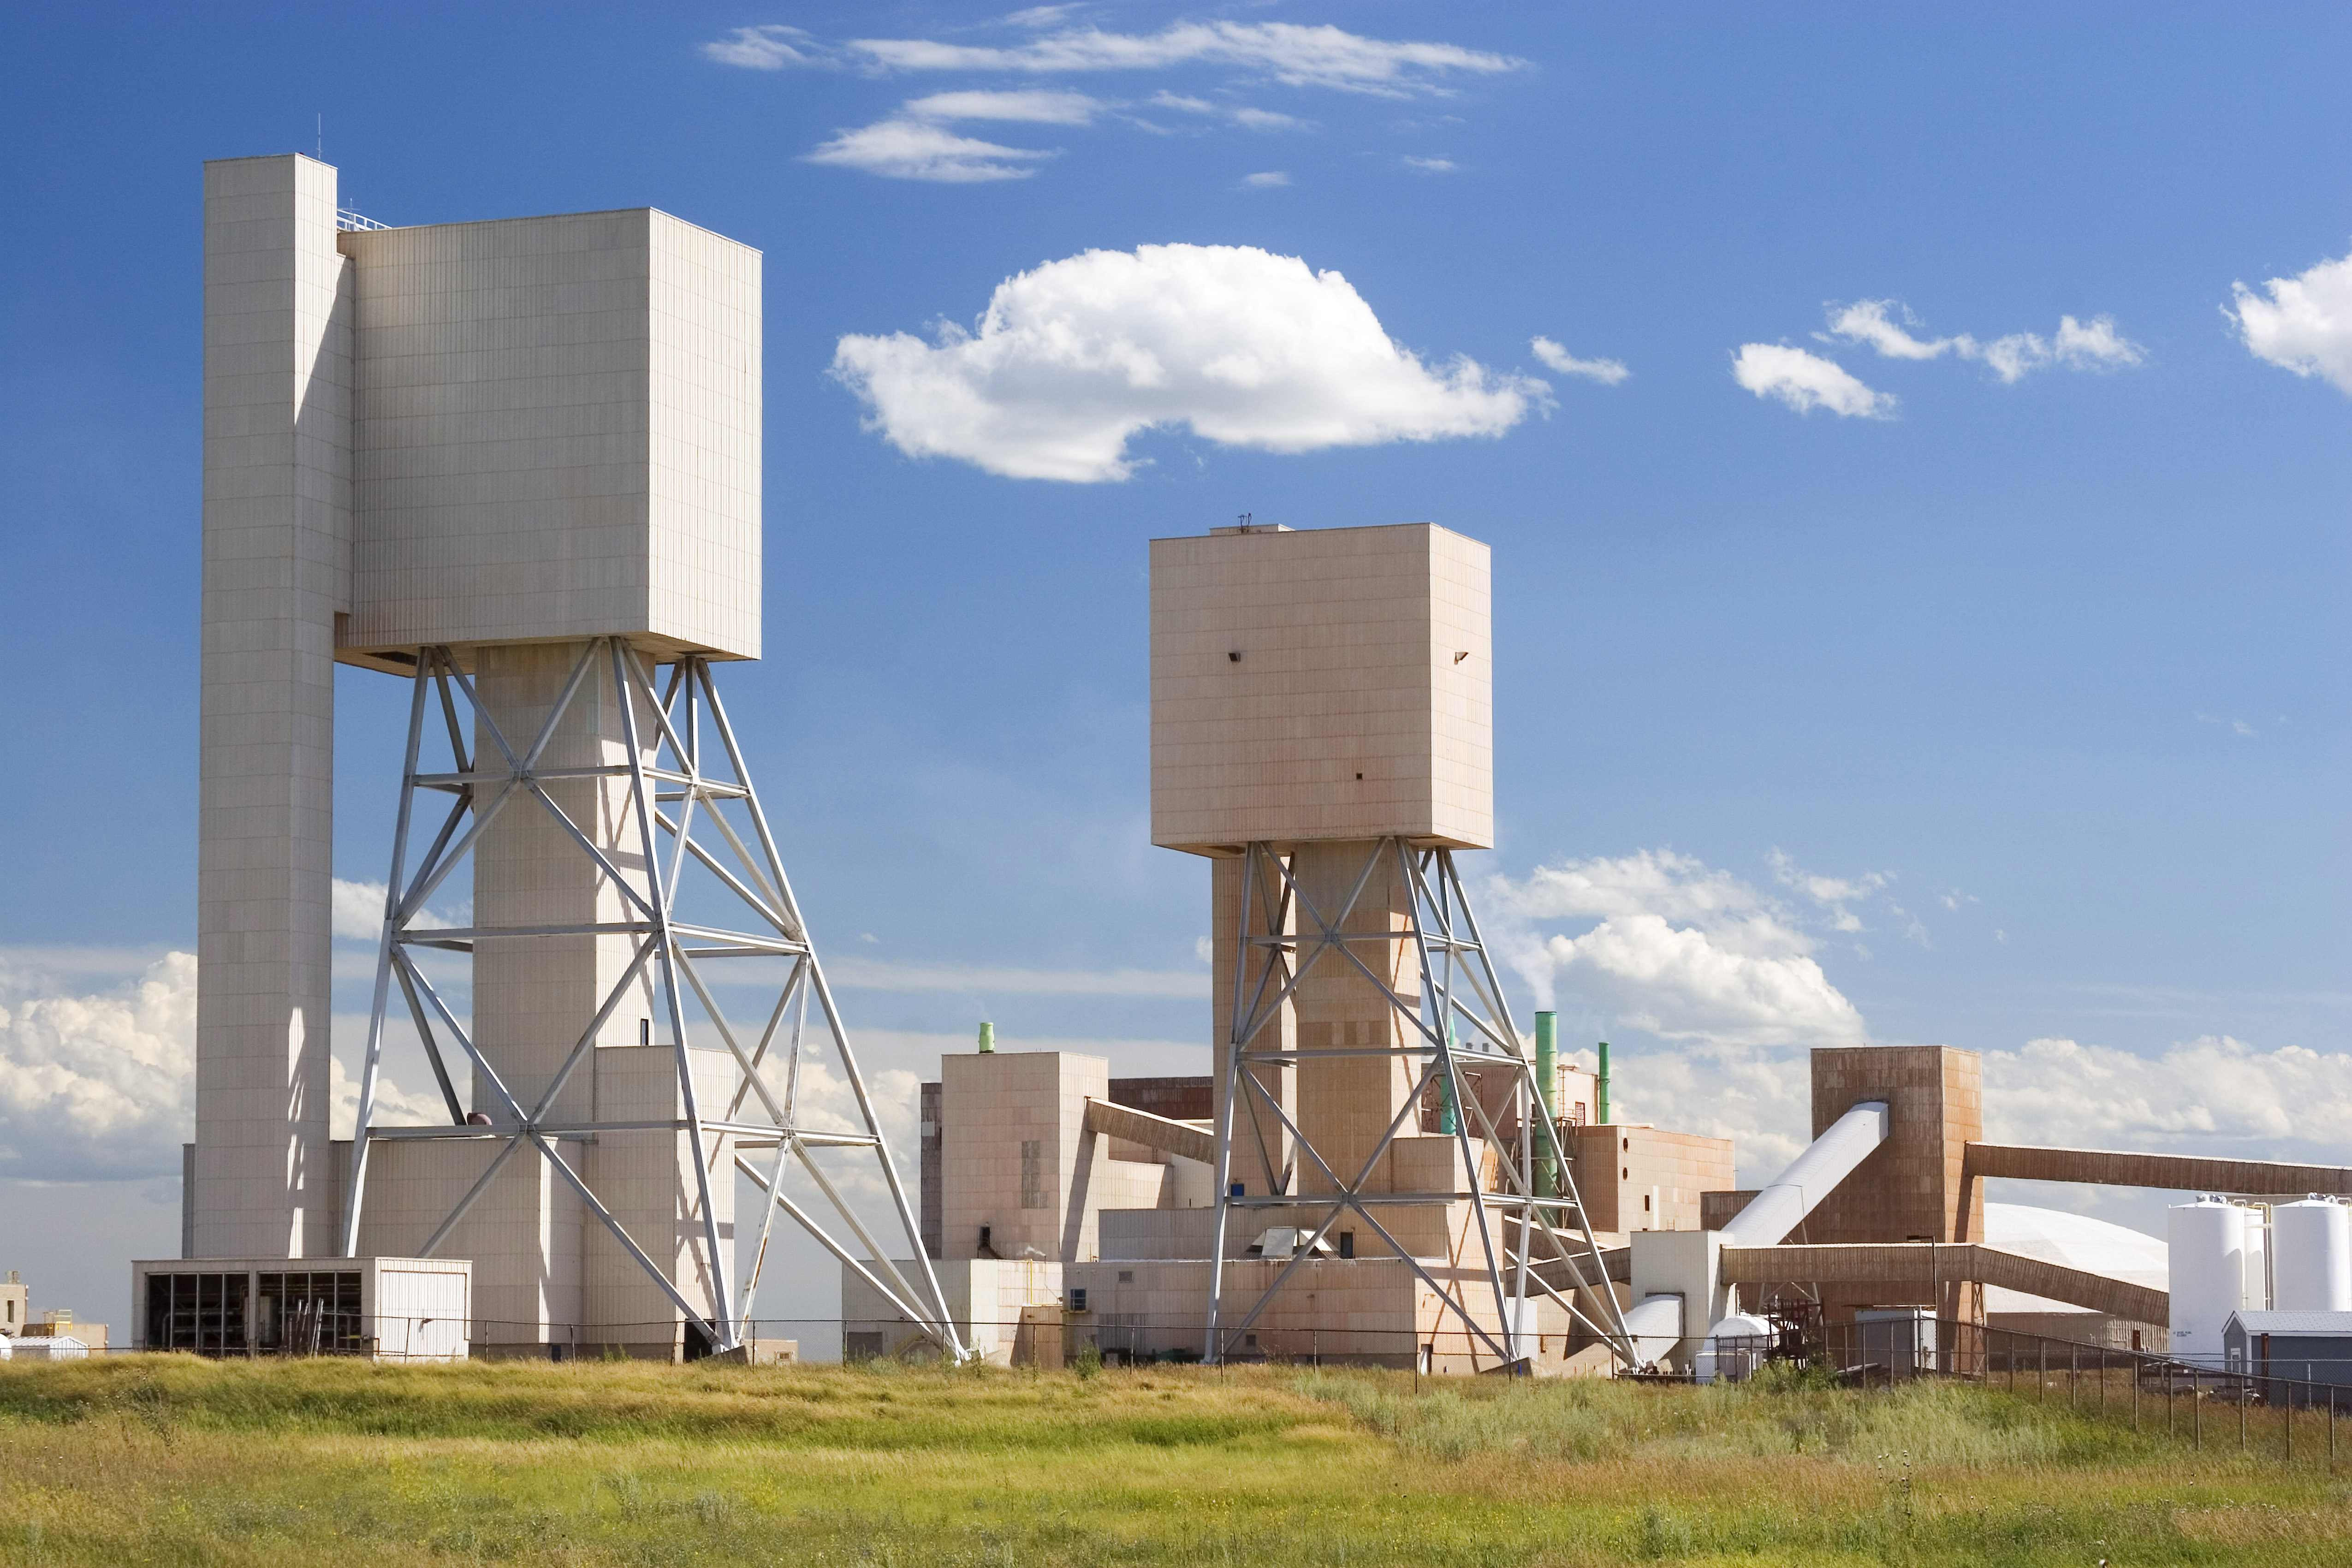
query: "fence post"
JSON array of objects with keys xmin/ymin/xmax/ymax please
[
  {"xmin": 2194, "ymin": 1373, "xmax": 2201, "ymax": 1451},
  {"xmin": 2039, "ymin": 1342, "xmax": 2046, "ymax": 1405},
  {"xmin": 2070, "ymin": 1345, "xmax": 2077, "ymax": 1408},
  {"xmin": 2239, "ymin": 1377, "xmax": 2246, "ymax": 1451},
  {"xmin": 2286, "ymin": 1378, "xmax": 2292, "ymax": 1465}
]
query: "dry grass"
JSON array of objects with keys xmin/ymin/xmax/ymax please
[{"xmin": 0, "ymin": 1355, "xmax": 2345, "ymax": 1564}]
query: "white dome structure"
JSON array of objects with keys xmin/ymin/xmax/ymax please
[{"xmin": 1982, "ymin": 1202, "xmax": 2167, "ymax": 1315}]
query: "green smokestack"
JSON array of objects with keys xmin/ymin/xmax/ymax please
[
  {"xmin": 1437, "ymin": 1021, "xmax": 1459, "ymax": 1135},
  {"xmin": 1533, "ymin": 1012, "xmax": 1558, "ymax": 1200},
  {"xmin": 978, "ymin": 1021, "xmax": 995, "ymax": 1054},
  {"xmin": 1596, "ymin": 1040, "xmax": 1611, "ymax": 1125}
]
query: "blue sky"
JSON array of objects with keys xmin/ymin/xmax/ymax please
[{"xmin": 2, "ymin": 4, "xmax": 2348, "ymax": 1339}]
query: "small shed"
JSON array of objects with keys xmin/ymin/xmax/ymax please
[{"xmin": 2222, "ymin": 1309, "xmax": 2352, "ymax": 1407}]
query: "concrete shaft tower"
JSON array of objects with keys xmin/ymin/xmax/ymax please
[
  {"xmin": 190, "ymin": 154, "xmax": 955, "ymax": 1359},
  {"xmin": 1152, "ymin": 523, "xmax": 1629, "ymax": 1366},
  {"xmin": 194, "ymin": 154, "xmax": 349, "ymax": 1259}
]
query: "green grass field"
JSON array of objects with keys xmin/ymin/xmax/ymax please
[{"xmin": 3, "ymin": 1355, "xmax": 2346, "ymax": 1565}]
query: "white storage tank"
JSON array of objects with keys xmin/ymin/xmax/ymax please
[
  {"xmin": 2168, "ymin": 1197, "xmax": 2248, "ymax": 1367},
  {"xmin": 2271, "ymin": 1197, "xmax": 2352, "ymax": 1312},
  {"xmin": 1696, "ymin": 1311, "xmax": 1776, "ymax": 1384}
]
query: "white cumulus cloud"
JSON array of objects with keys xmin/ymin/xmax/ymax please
[
  {"xmin": 1543, "ymin": 915, "xmax": 1864, "ymax": 1048},
  {"xmin": 2227, "ymin": 245, "xmax": 2352, "ymax": 394},
  {"xmin": 1982, "ymin": 1034, "xmax": 2352, "ymax": 1159},
  {"xmin": 805, "ymin": 119, "xmax": 1057, "ymax": 183},
  {"xmin": 331, "ymin": 877, "xmax": 463, "ymax": 939},
  {"xmin": 0, "ymin": 952, "xmax": 196, "ymax": 1181},
  {"xmin": 831, "ymin": 243, "xmax": 1548, "ymax": 481},
  {"xmin": 0, "ymin": 950, "xmax": 442, "ymax": 1181},
  {"xmin": 1731, "ymin": 343, "xmax": 1896, "ymax": 418},
  {"xmin": 1530, "ymin": 336, "xmax": 1629, "ymax": 385},
  {"xmin": 1486, "ymin": 849, "xmax": 1866, "ymax": 1050}
]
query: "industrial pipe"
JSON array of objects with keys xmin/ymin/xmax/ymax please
[
  {"xmin": 977, "ymin": 1021, "xmax": 994, "ymax": 1054},
  {"xmin": 1597, "ymin": 1041, "xmax": 1611, "ymax": 1125},
  {"xmin": 1720, "ymin": 1100, "xmax": 1890, "ymax": 1246}
]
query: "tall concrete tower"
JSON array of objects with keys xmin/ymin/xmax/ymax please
[
  {"xmin": 192, "ymin": 154, "xmax": 349, "ymax": 1259},
  {"xmin": 176, "ymin": 154, "xmax": 956, "ymax": 1360},
  {"xmin": 1151, "ymin": 522, "xmax": 1629, "ymax": 1366}
]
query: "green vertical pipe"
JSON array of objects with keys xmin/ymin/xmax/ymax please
[
  {"xmin": 1597, "ymin": 1041, "xmax": 1611, "ymax": 1125},
  {"xmin": 1533, "ymin": 1012, "xmax": 1558, "ymax": 1199},
  {"xmin": 978, "ymin": 1021, "xmax": 995, "ymax": 1054},
  {"xmin": 1437, "ymin": 1022, "xmax": 1458, "ymax": 1135}
]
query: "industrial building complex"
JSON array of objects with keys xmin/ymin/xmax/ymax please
[{"xmin": 131, "ymin": 154, "xmax": 2352, "ymax": 1387}]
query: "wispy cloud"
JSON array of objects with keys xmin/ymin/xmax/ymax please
[
  {"xmin": 1822, "ymin": 298, "xmax": 2145, "ymax": 384},
  {"xmin": 1530, "ymin": 335, "xmax": 1628, "ymax": 385},
  {"xmin": 719, "ymin": 20, "xmax": 1507, "ymax": 181},
  {"xmin": 805, "ymin": 119, "xmax": 1058, "ymax": 183},
  {"xmin": 825, "ymin": 22, "xmax": 1526, "ymax": 96},
  {"xmin": 1402, "ymin": 155, "xmax": 1456, "ymax": 172},
  {"xmin": 1731, "ymin": 343, "xmax": 1895, "ymax": 418},
  {"xmin": 1239, "ymin": 170, "xmax": 1290, "ymax": 188},
  {"xmin": 2227, "ymin": 244, "xmax": 2352, "ymax": 395},
  {"xmin": 1765, "ymin": 849, "xmax": 1889, "ymax": 934},
  {"xmin": 832, "ymin": 243, "xmax": 1546, "ymax": 481},
  {"xmin": 903, "ymin": 89, "xmax": 1100, "ymax": 124},
  {"xmin": 825, "ymin": 956, "xmax": 1210, "ymax": 998},
  {"xmin": 1145, "ymin": 92, "xmax": 1308, "ymax": 131},
  {"xmin": 1822, "ymin": 299, "xmax": 1961, "ymax": 361},
  {"xmin": 702, "ymin": 24, "xmax": 831, "ymax": 71}
]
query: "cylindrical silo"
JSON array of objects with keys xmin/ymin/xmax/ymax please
[
  {"xmin": 2272, "ymin": 1198, "xmax": 2352, "ymax": 1312},
  {"xmin": 2168, "ymin": 1197, "xmax": 2247, "ymax": 1368}
]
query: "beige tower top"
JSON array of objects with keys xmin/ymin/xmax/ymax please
[
  {"xmin": 1150, "ymin": 522, "xmax": 1493, "ymax": 853},
  {"xmin": 336, "ymin": 206, "xmax": 761, "ymax": 668}
]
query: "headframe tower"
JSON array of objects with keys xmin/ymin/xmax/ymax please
[
  {"xmin": 1152, "ymin": 522, "xmax": 1632, "ymax": 1367},
  {"xmin": 183, "ymin": 153, "xmax": 955, "ymax": 1358}
]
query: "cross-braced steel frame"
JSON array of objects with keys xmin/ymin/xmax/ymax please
[
  {"xmin": 1204, "ymin": 839, "xmax": 1634, "ymax": 1368},
  {"xmin": 338, "ymin": 639, "xmax": 963, "ymax": 1358}
]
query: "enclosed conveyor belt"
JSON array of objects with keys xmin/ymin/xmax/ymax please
[
  {"xmin": 1721, "ymin": 1241, "xmax": 2168, "ymax": 1325},
  {"xmin": 1084, "ymin": 1098, "xmax": 1216, "ymax": 1165},
  {"xmin": 1962, "ymin": 1144, "xmax": 2352, "ymax": 1206},
  {"xmin": 1721, "ymin": 1100, "xmax": 1890, "ymax": 1246}
]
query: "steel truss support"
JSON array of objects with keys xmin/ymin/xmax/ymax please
[
  {"xmin": 1204, "ymin": 838, "xmax": 1634, "ymax": 1368},
  {"xmin": 339, "ymin": 641, "xmax": 964, "ymax": 1359}
]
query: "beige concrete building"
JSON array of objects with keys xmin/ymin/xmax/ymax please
[{"xmin": 1150, "ymin": 522, "xmax": 1491, "ymax": 855}]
